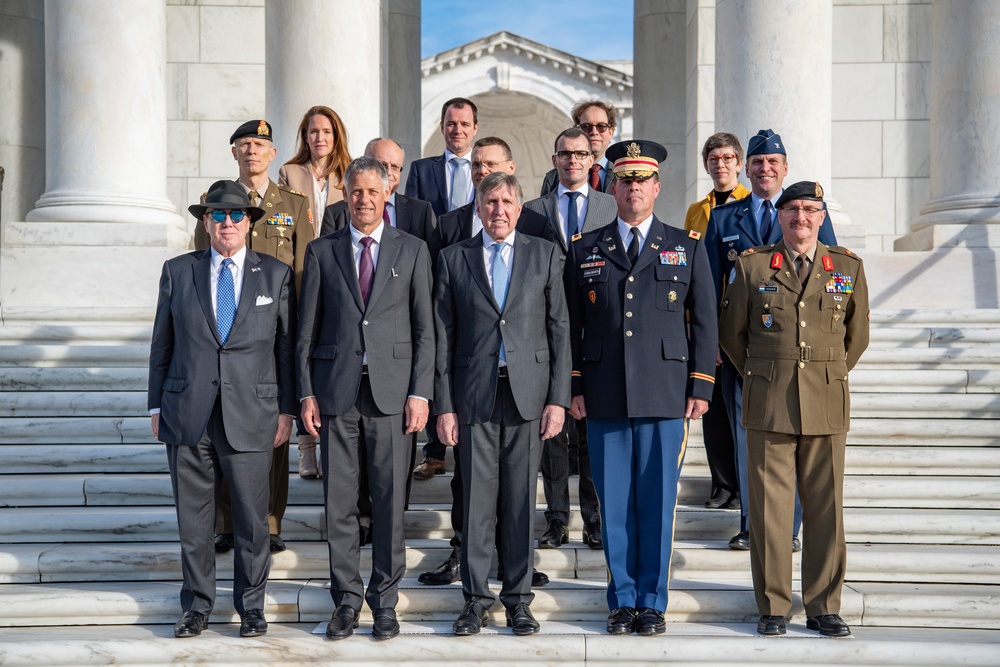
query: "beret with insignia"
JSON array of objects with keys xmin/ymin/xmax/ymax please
[
  {"xmin": 775, "ymin": 181, "xmax": 825, "ymax": 209},
  {"xmin": 230, "ymin": 119, "xmax": 273, "ymax": 145}
]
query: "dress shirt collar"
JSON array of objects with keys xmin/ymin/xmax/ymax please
[
  {"xmin": 444, "ymin": 148, "xmax": 472, "ymax": 162},
  {"xmin": 751, "ymin": 190, "xmax": 782, "ymax": 221},
  {"xmin": 556, "ymin": 182, "xmax": 590, "ymax": 199},
  {"xmin": 482, "ymin": 228, "xmax": 516, "ymax": 250},
  {"xmin": 350, "ymin": 220, "xmax": 385, "ymax": 246},
  {"xmin": 616, "ymin": 215, "xmax": 654, "ymax": 248},
  {"xmin": 210, "ymin": 244, "xmax": 247, "ymax": 273}
]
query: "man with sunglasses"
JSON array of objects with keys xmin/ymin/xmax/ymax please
[
  {"xmin": 149, "ymin": 180, "xmax": 296, "ymax": 639},
  {"xmin": 720, "ymin": 181, "xmax": 869, "ymax": 637},
  {"xmin": 524, "ymin": 127, "xmax": 617, "ymax": 552},
  {"xmin": 194, "ymin": 119, "xmax": 314, "ymax": 556},
  {"xmin": 540, "ymin": 100, "xmax": 618, "ymax": 196}
]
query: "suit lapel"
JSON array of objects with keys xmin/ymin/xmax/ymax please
[
  {"xmin": 733, "ymin": 202, "xmax": 762, "ymax": 247},
  {"xmin": 462, "ymin": 235, "xmax": 499, "ymax": 313},
  {"xmin": 434, "ymin": 155, "xmax": 449, "ymax": 211},
  {"xmin": 193, "ymin": 250, "xmax": 220, "ymax": 344},
  {"xmin": 581, "ymin": 191, "xmax": 611, "ymax": 234},
  {"xmin": 595, "ymin": 225, "xmax": 630, "ymax": 272},
  {"xmin": 232, "ymin": 249, "xmax": 262, "ymax": 333},
  {"xmin": 631, "ymin": 218, "xmax": 666, "ymax": 275},
  {"xmin": 394, "ymin": 196, "xmax": 411, "ymax": 235},
  {"xmin": 334, "ymin": 230, "xmax": 366, "ymax": 311},
  {"xmin": 770, "ymin": 241, "xmax": 799, "ymax": 293},
  {"xmin": 802, "ymin": 241, "xmax": 831, "ymax": 299},
  {"xmin": 544, "ymin": 194, "xmax": 567, "ymax": 249},
  {"xmin": 366, "ymin": 225, "xmax": 400, "ymax": 309},
  {"xmin": 461, "ymin": 204, "xmax": 475, "ymax": 241},
  {"xmin": 503, "ymin": 233, "xmax": 530, "ymax": 311}
]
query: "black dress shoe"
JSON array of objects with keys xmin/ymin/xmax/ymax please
[
  {"xmin": 607, "ymin": 606, "xmax": 637, "ymax": 635},
  {"xmin": 174, "ymin": 610, "xmax": 209, "ymax": 638},
  {"xmin": 582, "ymin": 523, "xmax": 603, "ymax": 549},
  {"xmin": 757, "ymin": 615, "xmax": 787, "ymax": 635},
  {"xmin": 505, "ymin": 602, "xmax": 540, "ymax": 636},
  {"xmin": 635, "ymin": 607, "xmax": 666, "ymax": 635},
  {"xmin": 721, "ymin": 493, "xmax": 741, "ymax": 510},
  {"xmin": 418, "ymin": 554, "xmax": 460, "ymax": 585},
  {"xmin": 496, "ymin": 562, "xmax": 549, "ymax": 587},
  {"xmin": 453, "ymin": 600, "xmax": 489, "ymax": 636},
  {"xmin": 807, "ymin": 614, "xmax": 851, "ymax": 637},
  {"xmin": 269, "ymin": 534, "xmax": 286, "ymax": 553},
  {"xmin": 325, "ymin": 605, "xmax": 360, "ymax": 639},
  {"xmin": 372, "ymin": 608, "xmax": 400, "ymax": 640},
  {"xmin": 239, "ymin": 608, "xmax": 267, "ymax": 637},
  {"xmin": 792, "ymin": 536, "xmax": 802, "ymax": 553},
  {"xmin": 538, "ymin": 519, "xmax": 569, "ymax": 548},
  {"xmin": 728, "ymin": 530, "xmax": 750, "ymax": 550},
  {"xmin": 704, "ymin": 487, "xmax": 729, "ymax": 509},
  {"xmin": 214, "ymin": 533, "xmax": 234, "ymax": 554}
]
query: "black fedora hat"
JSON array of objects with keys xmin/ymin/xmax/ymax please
[{"xmin": 188, "ymin": 180, "xmax": 265, "ymax": 222}]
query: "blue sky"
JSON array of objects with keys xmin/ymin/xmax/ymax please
[{"xmin": 421, "ymin": 0, "xmax": 634, "ymax": 61}]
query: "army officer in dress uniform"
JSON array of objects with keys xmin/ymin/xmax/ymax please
[
  {"xmin": 194, "ymin": 119, "xmax": 314, "ymax": 555},
  {"xmin": 719, "ymin": 181, "xmax": 869, "ymax": 638},
  {"xmin": 565, "ymin": 140, "xmax": 718, "ymax": 636}
]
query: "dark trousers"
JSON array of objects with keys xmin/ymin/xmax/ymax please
[
  {"xmin": 541, "ymin": 414, "xmax": 600, "ymax": 527},
  {"xmin": 702, "ymin": 364, "xmax": 738, "ymax": 494},
  {"xmin": 216, "ymin": 438, "xmax": 288, "ymax": 535},
  {"xmin": 167, "ymin": 397, "xmax": 272, "ymax": 616},
  {"xmin": 320, "ymin": 375, "xmax": 408, "ymax": 611},
  {"xmin": 458, "ymin": 376, "xmax": 542, "ymax": 608}
]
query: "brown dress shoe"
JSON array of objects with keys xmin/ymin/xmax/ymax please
[
  {"xmin": 297, "ymin": 435, "xmax": 320, "ymax": 479},
  {"xmin": 412, "ymin": 457, "xmax": 446, "ymax": 480}
]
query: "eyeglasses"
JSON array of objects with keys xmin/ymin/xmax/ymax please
[
  {"xmin": 707, "ymin": 154, "xmax": 739, "ymax": 165},
  {"xmin": 780, "ymin": 206, "xmax": 824, "ymax": 216},
  {"xmin": 555, "ymin": 150, "xmax": 593, "ymax": 161},
  {"xmin": 210, "ymin": 209, "xmax": 248, "ymax": 223},
  {"xmin": 577, "ymin": 123, "xmax": 612, "ymax": 134},
  {"xmin": 379, "ymin": 161, "xmax": 402, "ymax": 174}
]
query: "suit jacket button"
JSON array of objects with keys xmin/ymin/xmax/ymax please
[
  {"xmin": 500, "ymin": 319, "xmax": 505, "ymax": 325},
  {"xmin": 212, "ymin": 380, "xmax": 219, "ymax": 386},
  {"xmin": 799, "ymin": 321, "xmax": 806, "ymax": 327},
  {"xmin": 625, "ymin": 331, "xmax": 633, "ymax": 337},
  {"xmin": 363, "ymin": 320, "xmax": 369, "ymax": 325},
  {"xmin": 626, "ymin": 311, "xmax": 632, "ymax": 318},
  {"xmin": 628, "ymin": 276, "xmax": 635, "ymax": 282}
]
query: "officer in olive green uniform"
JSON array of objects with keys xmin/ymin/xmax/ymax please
[
  {"xmin": 194, "ymin": 119, "xmax": 314, "ymax": 553},
  {"xmin": 719, "ymin": 181, "xmax": 869, "ymax": 638}
]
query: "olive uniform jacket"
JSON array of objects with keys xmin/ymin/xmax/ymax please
[
  {"xmin": 719, "ymin": 240, "xmax": 870, "ymax": 436},
  {"xmin": 194, "ymin": 179, "xmax": 314, "ymax": 297}
]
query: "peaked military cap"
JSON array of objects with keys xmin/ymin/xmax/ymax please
[{"xmin": 605, "ymin": 140, "xmax": 668, "ymax": 179}]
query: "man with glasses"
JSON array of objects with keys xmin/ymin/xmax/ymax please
[
  {"xmin": 406, "ymin": 97, "xmax": 479, "ymax": 217},
  {"xmin": 540, "ymin": 100, "xmax": 618, "ymax": 196},
  {"xmin": 524, "ymin": 127, "xmax": 617, "ymax": 552},
  {"xmin": 720, "ymin": 181, "xmax": 869, "ymax": 637},
  {"xmin": 150, "ymin": 180, "xmax": 296, "ymax": 639},
  {"xmin": 705, "ymin": 129, "xmax": 837, "ymax": 554},
  {"xmin": 193, "ymin": 120, "xmax": 314, "ymax": 556}
]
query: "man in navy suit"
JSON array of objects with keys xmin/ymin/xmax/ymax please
[
  {"xmin": 149, "ymin": 180, "xmax": 296, "ymax": 639},
  {"xmin": 704, "ymin": 129, "xmax": 836, "ymax": 553},
  {"xmin": 405, "ymin": 97, "xmax": 479, "ymax": 217}
]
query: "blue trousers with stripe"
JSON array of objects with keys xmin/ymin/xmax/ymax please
[{"xmin": 589, "ymin": 417, "xmax": 687, "ymax": 612}]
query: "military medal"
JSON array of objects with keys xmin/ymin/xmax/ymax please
[
  {"xmin": 728, "ymin": 249, "xmax": 738, "ymax": 261},
  {"xmin": 825, "ymin": 272, "xmax": 854, "ymax": 294},
  {"xmin": 770, "ymin": 252, "xmax": 783, "ymax": 270},
  {"xmin": 659, "ymin": 249, "xmax": 687, "ymax": 266},
  {"xmin": 580, "ymin": 261, "xmax": 605, "ymax": 268},
  {"xmin": 267, "ymin": 213, "xmax": 294, "ymax": 226},
  {"xmin": 668, "ymin": 290, "xmax": 677, "ymax": 302}
]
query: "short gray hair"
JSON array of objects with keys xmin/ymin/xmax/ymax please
[
  {"xmin": 344, "ymin": 156, "xmax": 389, "ymax": 190},
  {"xmin": 475, "ymin": 172, "xmax": 523, "ymax": 208}
]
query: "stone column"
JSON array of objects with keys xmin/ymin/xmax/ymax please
[
  {"xmin": 384, "ymin": 0, "xmax": 421, "ymax": 173},
  {"xmin": 265, "ymin": 0, "xmax": 382, "ymax": 166},
  {"xmin": 26, "ymin": 0, "xmax": 180, "ymax": 226},
  {"xmin": 715, "ymin": 0, "xmax": 859, "ymax": 243},
  {"xmin": 902, "ymin": 0, "xmax": 1000, "ymax": 248},
  {"xmin": 633, "ymin": 0, "xmax": 687, "ymax": 226}
]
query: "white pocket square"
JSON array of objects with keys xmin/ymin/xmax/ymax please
[{"xmin": 255, "ymin": 295, "xmax": 273, "ymax": 306}]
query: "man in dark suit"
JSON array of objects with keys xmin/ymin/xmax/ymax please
[
  {"xmin": 417, "ymin": 136, "xmax": 553, "ymax": 589},
  {"xmin": 565, "ymin": 140, "xmax": 718, "ymax": 636},
  {"xmin": 435, "ymin": 172, "xmax": 571, "ymax": 636},
  {"xmin": 539, "ymin": 100, "xmax": 618, "ymax": 196},
  {"xmin": 720, "ymin": 181, "xmax": 869, "ymax": 637},
  {"xmin": 524, "ymin": 127, "xmax": 618, "ymax": 551},
  {"xmin": 149, "ymin": 180, "xmax": 296, "ymax": 639},
  {"xmin": 705, "ymin": 129, "xmax": 836, "ymax": 552},
  {"xmin": 405, "ymin": 97, "xmax": 479, "ymax": 217},
  {"xmin": 298, "ymin": 157, "xmax": 435, "ymax": 641}
]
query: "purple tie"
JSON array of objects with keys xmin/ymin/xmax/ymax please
[{"xmin": 359, "ymin": 236, "xmax": 375, "ymax": 305}]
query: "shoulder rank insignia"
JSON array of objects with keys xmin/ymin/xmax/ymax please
[
  {"xmin": 770, "ymin": 252, "xmax": 783, "ymax": 270},
  {"xmin": 822, "ymin": 255, "xmax": 834, "ymax": 271},
  {"xmin": 571, "ymin": 232, "xmax": 583, "ymax": 243},
  {"xmin": 286, "ymin": 188, "xmax": 304, "ymax": 196},
  {"xmin": 688, "ymin": 230, "xmax": 701, "ymax": 240},
  {"xmin": 741, "ymin": 247, "xmax": 756, "ymax": 256}
]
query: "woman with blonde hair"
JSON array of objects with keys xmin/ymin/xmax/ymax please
[{"xmin": 279, "ymin": 105, "xmax": 352, "ymax": 235}]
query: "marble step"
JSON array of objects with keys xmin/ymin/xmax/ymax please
[
  {"xmin": 4, "ymin": 540, "xmax": 996, "ymax": 586},
  {"xmin": 5, "ymin": 472, "xmax": 996, "ymax": 510},
  {"xmin": 1, "ymin": 578, "xmax": 998, "ymax": 631},
  {"xmin": 868, "ymin": 325, "xmax": 1000, "ymax": 346},
  {"xmin": 1, "ymin": 505, "xmax": 996, "ymax": 545}
]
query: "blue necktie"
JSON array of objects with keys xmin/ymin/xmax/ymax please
[
  {"xmin": 217, "ymin": 258, "xmax": 236, "ymax": 344},
  {"xmin": 565, "ymin": 191, "xmax": 580, "ymax": 245},
  {"xmin": 760, "ymin": 200, "xmax": 774, "ymax": 242},
  {"xmin": 491, "ymin": 241, "xmax": 509, "ymax": 363},
  {"xmin": 450, "ymin": 158, "xmax": 469, "ymax": 212}
]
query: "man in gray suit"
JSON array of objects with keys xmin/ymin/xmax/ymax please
[
  {"xmin": 148, "ymin": 180, "xmax": 296, "ymax": 639},
  {"xmin": 434, "ymin": 172, "xmax": 571, "ymax": 636},
  {"xmin": 524, "ymin": 127, "xmax": 617, "ymax": 552},
  {"xmin": 298, "ymin": 156, "xmax": 435, "ymax": 641}
]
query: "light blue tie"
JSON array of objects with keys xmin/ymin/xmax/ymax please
[
  {"xmin": 217, "ymin": 258, "xmax": 236, "ymax": 344},
  {"xmin": 449, "ymin": 157, "xmax": 469, "ymax": 212},
  {"xmin": 491, "ymin": 241, "xmax": 509, "ymax": 363}
]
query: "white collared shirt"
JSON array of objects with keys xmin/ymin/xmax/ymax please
[
  {"xmin": 555, "ymin": 182, "xmax": 591, "ymax": 244},
  {"xmin": 444, "ymin": 148, "xmax": 474, "ymax": 206},
  {"xmin": 312, "ymin": 178, "xmax": 329, "ymax": 234},
  {"xmin": 210, "ymin": 245, "xmax": 247, "ymax": 319},
  {"xmin": 616, "ymin": 215, "xmax": 653, "ymax": 254},
  {"xmin": 470, "ymin": 207, "xmax": 484, "ymax": 239}
]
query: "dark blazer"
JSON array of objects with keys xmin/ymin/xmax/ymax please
[
  {"xmin": 435, "ymin": 202, "xmax": 557, "ymax": 250},
  {"xmin": 565, "ymin": 218, "xmax": 718, "ymax": 420},
  {"xmin": 540, "ymin": 164, "xmax": 615, "ymax": 197},
  {"xmin": 320, "ymin": 194, "xmax": 439, "ymax": 261},
  {"xmin": 296, "ymin": 223, "xmax": 435, "ymax": 417},
  {"xmin": 704, "ymin": 193, "xmax": 837, "ymax": 304},
  {"xmin": 148, "ymin": 248, "xmax": 297, "ymax": 449},
  {"xmin": 434, "ymin": 231, "xmax": 571, "ymax": 424},
  {"xmin": 404, "ymin": 154, "xmax": 450, "ymax": 217},
  {"xmin": 523, "ymin": 188, "xmax": 618, "ymax": 253}
]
